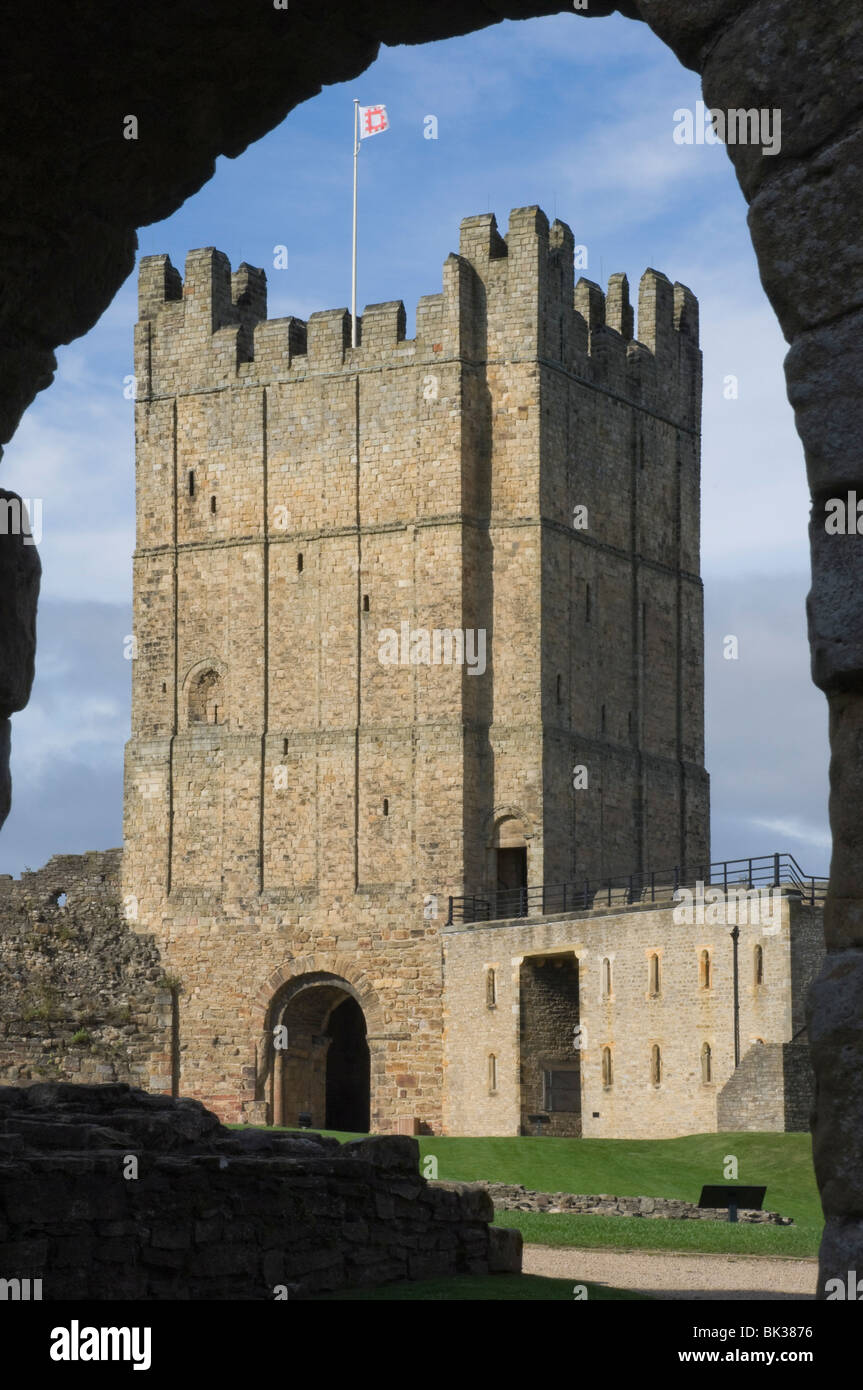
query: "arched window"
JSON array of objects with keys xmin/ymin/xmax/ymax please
[
  {"xmin": 601, "ymin": 1046, "xmax": 613, "ymax": 1088},
  {"xmin": 188, "ymin": 668, "xmax": 224, "ymax": 725},
  {"xmin": 650, "ymin": 1044, "xmax": 662, "ymax": 1086},
  {"xmin": 648, "ymin": 952, "xmax": 661, "ymax": 997},
  {"xmin": 701, "ymin": 1042, "xmax": 712, "ymax": 1084},
  {"xmin": 486, "ymin": 968, "xmax": 497, "ymax": 1008},
  {"xmin": 699, "ymin": 949, "xmax": 711, "ymax": 990},
  {"xmin": 754, "ymin": 944, "xmax": 764, "ymax": 986},
  {"xmin": 602, "ymin": 957, "xmax": 612, "ymax": 998},
  {"xmin": 488, "ymin": 1054, "xmax": 498, "ymax": 1093}
]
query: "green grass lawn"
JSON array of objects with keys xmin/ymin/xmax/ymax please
[
  {"xmin": 251, "ymin": 1126, "xmax": 821, "ymax": 1258},
  {"xmin": 312, "ymin": 1273, "xmax": 648, "ymax": 1300}
]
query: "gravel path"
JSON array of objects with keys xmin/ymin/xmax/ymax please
[{"xmin": 523, "ymin": 1244, "xmax": 818, "ymax": 1300}]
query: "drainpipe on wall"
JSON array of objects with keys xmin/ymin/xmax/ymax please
[{"xmin": 731, "ymin": 925, "xmax": 740, "ymax": 1067}]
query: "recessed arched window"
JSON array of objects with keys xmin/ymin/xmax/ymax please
[
  {"xmin": 651, "ymin": 1044, "xmax": 662, "ymax": 1086},
  {"xmin": 699, "ymin": 949, "xmax": 711, "ymax": 990},
  {"xmin": 701, "ymin": 1041, "xmax": 712, "ymax": 1084},
  {"xmin": 488, "ymin": 1054, "xmax": 498, "ymax": 1093},
  {"xmin": 188, "ymin": 469, "xmax": 195, "ymax": 497},
  {"xmin": 754, "ymin": 944, "xmax": 764, "ymax": 986},
  {"xmin": 382, "ymin": 798, "xmax": 389, "ymax": 816},
  {"xmin": 648, "ymin": 952, "xmax": 661, "ymax": 997},
  {"xmin": 362, "ymin": 594, "xmax": 370, "ymax": 612},
  {"xmin": 602, "ymin": 957, "xmax": 612, "ymax": 998},
  {"xmin": 188, "ymin": 668, "xmax": 224, "ymax": 725},
  {"xmin": 297, "ymin": 553, "xmax": 303, "ymax": 573},
  {"xmin": 486, "ymin": 968, "xmax": 497, "ymax": 1008},
  {"xmin": 54, "ymin": 891, "xmax": 67, "ymax": 908},
  {"xmin": 601, "ymin": 1046, "xmax": 613, "ymax": 1088},
  {"xmin": 210, "ymin": 495, "xmax": 216, "ymax": 514}
]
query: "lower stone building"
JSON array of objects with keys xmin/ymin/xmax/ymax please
[
  {"xmin": 0, "ymin": 853, "xmax": 822, "ymax": 1138},
  {"xmin": 443, "ymin": 884, "xmax": 823, "ymax": 1138}
]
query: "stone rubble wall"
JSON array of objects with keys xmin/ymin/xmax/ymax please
[
  {"xmin": 476, "ymin": 1182, "xmax": 793, "ymax": 1224},
  {"xmin": 0, "ymin": 1083, "xmax": 521, "ymax": 1299},
  {"xmin": 0, "ymin": 851, "xmax": 170, "ymax": 1090}
]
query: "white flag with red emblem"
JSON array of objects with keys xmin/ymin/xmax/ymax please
[{"xmin": 358, "ymin": 104, "xmax": 389, "ymax": 139}]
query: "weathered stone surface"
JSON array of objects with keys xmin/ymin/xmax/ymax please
[
  {"xmin": 634, "ymin": 0, "xmax": 755, "ymax": 68},
  {"xmin": 488, "ymin": 1223, "xmax": 523, "ymax": 1273},
  {"xmin": 808, "ymin": 525, "xmax": 863, "ymax": 693},
  {"xmin": 0, "ymin": 1082, "xmax": 511, "ymax": 1298},
  {"xmin": 808, "ymin": 952, "xmax": 863, "ymax": 1231},
  {"xmin": 701, "ymin": 0, "xmax": 863, "ymax": 198},
  {"xmin": 342, "ymin": 1134, "xmax": 420, "ymax": 1172},
  {"xmin": 786, "ymin": 309, "xmax": 863, "ymax": 497},
  {"xmin": 748, "ymin": 122, "xmax": 863, "ymax": 340},
  {"xmin": 824, "ymin": 696, "xmax": 863, "ymax": 908},
  {"xmin": 0, "ymin": 720, "xmax": 9, "ymax": 830},
  {"xmin": 0, "ymin": 491, "xmax": 40, "ymax": 722},
  {"xmin": 477, "ymin": 1182, "xmax": 794, "ymax": 1223},
  {"xmin": 0, "ymin": 851, "xmax": 167, "ymax": 1089}
]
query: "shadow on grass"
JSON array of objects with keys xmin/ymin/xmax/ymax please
[{"xmin": 312, "ymin": 1273, "xmax": 652, "ymax": 1301}]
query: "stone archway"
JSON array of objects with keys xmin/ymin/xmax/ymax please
[
  {"xmin": 268, "ymin": 974, "xmax": 371, "ymax": 1132},
  {"xmin": 3, "ymin": 0, "xmax": 862, "ymax": 1295}
]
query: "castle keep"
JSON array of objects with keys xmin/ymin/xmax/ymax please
[{"xmin": 122, "ymin": 204, "xmax": 718, "ymax": 1133}]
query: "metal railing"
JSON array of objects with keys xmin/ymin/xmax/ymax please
[{"xmin": 445, "ymin": 851, "xmax": 828, "ymax": 925}]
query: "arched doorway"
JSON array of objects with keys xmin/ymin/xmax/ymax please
[
  {"xmin": 493, "ymin": 815, "xmax": 529, "ymax": 918},
  {"xmin": 325, "ymin": 996, "xmax": 370, "ymax": 1131},
  {"xmin": 269, "ymin": 974, "xmax": 370, "ymax": 1133}
]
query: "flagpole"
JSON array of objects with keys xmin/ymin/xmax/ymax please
[{"xmin": 351, "ymin": 98, "xmax": 359, "ymax": 348}]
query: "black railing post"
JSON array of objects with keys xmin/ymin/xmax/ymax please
[
  {"xmin": 562, "ymin": 882, "xmax": 567, "ymax": 914},
  {"xmin": 748, "ymin": 858, "xmax": 753, "ymax": 888},
  {"xmin": 447, "ymin": 896, "xmax": 454, "ymax": 926},
  {"xmin": 773, "ymin": 852, "xmax": 780, "ymax": 888},
  {"xmin": 651, "ymin": 871, "xmax": 655, "ymax": 902},
  {"xmin": 723, "ymin": 860, "xmax": 728, "ymax": 895},
  {"xmin": 673, "ymin": 866, "xmax": 679, "ymax": 895},
  {"xmin": 583, "ymin": 879, "xmax": 589, "ymax": 909}
]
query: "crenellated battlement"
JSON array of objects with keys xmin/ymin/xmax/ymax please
[{"xmin": 135, "ymin": 207, "xmax": 699, "ymax": 426}]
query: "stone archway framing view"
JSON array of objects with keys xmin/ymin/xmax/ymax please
[{"xmin": 1, "ymin": 1, "xmax": 861, "ymax": 1297}]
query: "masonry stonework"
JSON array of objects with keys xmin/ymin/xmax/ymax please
[
  {"xmin": 123, "ymin": 205, "xmax": 710, "ymax": 1133},
  {"xmin": 442, "ymin": 889, "xmax": 822, "ymax": 1139}
]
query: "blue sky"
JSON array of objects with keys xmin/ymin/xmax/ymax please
[{"xmin": 0, "ymin": 11, "xmax": 830, "ymax": 876}]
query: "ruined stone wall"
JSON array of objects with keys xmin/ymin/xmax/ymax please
[
  {"xmin": 0, "ymin": 852, "xmax": 170, "ymax": 1091},
  {"xmin": 0, "ymin": 1083, "xmax": 519, "ymax": 1299},
  {"xmin": 442, "ymin": 888, "xmax": 822, "ymax": 1138},
  {"xmin": 124, "ymin": 205, "xmax": 708, "ymax": 1132}
]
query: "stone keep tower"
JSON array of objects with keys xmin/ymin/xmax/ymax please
[{"xmin": 124, "ymin": 205, "xmax": 709, "ymax": 1132}]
